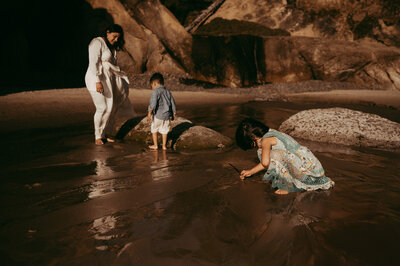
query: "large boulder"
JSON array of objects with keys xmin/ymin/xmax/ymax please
[
  {"xmin": 278, "ymin": 107, "xmax": 400, "ymax": 150},
  {"xmin": 267, "ymin": 36, "xmax": 400, "ymax": 90},
  {"xmin": 87, "ymin": 0, "xmax": 184, "ymax": 74},
  {"xmin": 122, "ymin": 0, "xmax": 195, "ymax": 73},
  {"xmin": 114, "ymin": 116, "xmax": 233, "ymax": 150}
]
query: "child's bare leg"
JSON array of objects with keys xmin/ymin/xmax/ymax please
[
  {"xmin": 161, "ymin": 134, "xmax": 168, "ymax": 150},
  {"xmin": 149, "ymin": 132, "xmax": 158, "ymax": 150},
  {"xmin": 275, "ymin": 189, "xmax": 289, "ymax": 195}
]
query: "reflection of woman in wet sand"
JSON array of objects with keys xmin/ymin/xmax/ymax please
[
  {"xmin": 236, "ymin": 118, "xmax": 334, "ymax": 195},
  {"xmin": 85, "ymin": 24, "xmax": 133, "ymax": 145}
]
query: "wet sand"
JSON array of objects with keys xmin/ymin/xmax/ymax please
[{"xmin": 1, "ymin": 88, "xmax": 400, "ymax": 265}]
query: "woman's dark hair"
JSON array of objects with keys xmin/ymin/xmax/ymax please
[
  {"xmin": 103, "ymin": 24, "xmax": 125, "ymax": 51},
  {"xmin": 236, "ymin": 118, "xmax": 269, "ymax": 150},
  {"xmin": 150, "ymin": 72, "xmax": 165, "ymax": 85}
]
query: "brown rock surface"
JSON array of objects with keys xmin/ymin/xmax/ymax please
[
  {"xmin": 85, "ymin": 0, "xmax": 400, "ymax": 90},
  {"xmin": 87, "ymin": 0, "xmax": 184, "ymax": 73},
  {"xmin": 206, "ymin": 0, "xmax": 400, "ymax": 47},
  {"xmin": 122, "ymin": 0, "xmax": 194, "ymax": 73},
  {"xmin": 190, "ymin": 33, "xmax": 400, "ymax": 89},
  {"xmin": 267, "ymin": 37, "xmax": 400, "ymax": 89},
  {"xmin": 186, "ymin": 1, "xmax": 400, "ymax": 88}
]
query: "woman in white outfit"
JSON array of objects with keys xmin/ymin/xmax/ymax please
[{"xmin": 85, "ymin": 24, "xmax": 132, "ymax": 145}]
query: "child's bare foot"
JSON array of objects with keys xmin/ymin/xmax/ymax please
[
  {"xmin": 106, "ymin": 137, "xmax": 115, "ymax": 143},
  {"xmin": 275, "ymin": 189, "xmax": 289, "ymax": 195},
  {"xmin": 95, "ymin": 139, "xmax": 104, "ymax": 145},
  {"xmin": 149, "ymin": 145, "xmax": 158, "ymax": 150},
  {"xmin": 162, "ymin": 146, "xmax": 167, "ymax": 150}
]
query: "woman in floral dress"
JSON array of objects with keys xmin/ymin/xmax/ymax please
[{"xmin": 236, "ymin": 118, "xmax": 334, "ymax": 194}]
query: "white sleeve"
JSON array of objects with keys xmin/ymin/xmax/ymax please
[{"xmin": 88, "ymin": 39, "xmax": 102, "ymax": 83}]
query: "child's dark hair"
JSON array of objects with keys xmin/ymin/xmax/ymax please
[
  {"xmin": 236, "ymin": 118, "xmax": 270, "ymax": 150},
  {"xmin": 150, "ymin": 72, "xmax": 164, "ymax": 85},
  {"xmin": 103, "ymin": 24, "xmax": 125, "ymax": 51}
]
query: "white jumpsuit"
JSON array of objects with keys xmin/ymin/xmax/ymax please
[{"xmin": 85, "ymin": 37, "xmax": 134, "ymax": 140}]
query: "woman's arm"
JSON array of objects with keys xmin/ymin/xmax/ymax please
[
  {"xmin": 240, "ymin": 137, "xmax": 274, "ymax": 179},
  {"xmin": 88, "ymin": 39, "xmax": 103, "ymax": 93}
]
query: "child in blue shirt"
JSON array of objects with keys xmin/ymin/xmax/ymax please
[{"xmin": 147, "ymin": 73, "xmax": 176, "ymax": 150}]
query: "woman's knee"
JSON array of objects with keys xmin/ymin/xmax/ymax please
[{"xmin": 95, "ymin": 105, "xmax": 107, "ymax": 115}]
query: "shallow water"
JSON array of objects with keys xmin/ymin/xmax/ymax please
[{"xmin": 1, "ymin": 101, "xmax": 399, "ymax": 265}]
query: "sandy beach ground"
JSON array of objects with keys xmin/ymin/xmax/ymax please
[
  {"xmin": 0, "ymin": 88, "xmax": 254, "ymax": 132},
  {"xmin": 1, "ymin": 87, "xmax": 399, "ymax": 133},
  {"xmin": 1, "ymin": 85, "xmax": 400, "ymax": 265}
]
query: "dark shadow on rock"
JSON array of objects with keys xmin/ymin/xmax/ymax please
[
  {"xmin": 194, "ymin": 18, "xmax": 290, "ymax": 37},
  {"xmin": 167, "ymin": 122, "xmax": 194, "ymax": 147},
  {"xmin": 191, "ymin": 33, "xmax": 267, "ymax": 87},
  {"xmin": 115, "ymin": 116, "xmax": 146, "ymax": 140},
  {"xmin": 179, "ymin": 78, "xmax": 221, "ymax": 88}
]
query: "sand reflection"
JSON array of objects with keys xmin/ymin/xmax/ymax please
[
  {"xmin": 90, "ymin": 215, "xmax": 118, "ymax": 251},
  {"xmin": 88, "ymin": 159, "xmax": 116, "ymax": 199},
  {"xmin": 150, "ymin": 150, "xmax": 172, "ymax": 181}
]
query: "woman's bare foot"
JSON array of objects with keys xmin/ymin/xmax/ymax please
[
  {"xmin": 106, "ymin": 138, "xmax": 115, "ymax": 143},
  {"xmin": 162, "ymin": 146, "xmax": 167, "ymax": 151},
  {"xmin": 95, "ymin": 139, "xmax": 104, "ymax": 145},
  {"xmin": 275, "ymin": 189, "xmax": 289, "ymax": 195},
  {"xmin": 149, "ymin": 145, "xmax": 158, "ymax": 150}
]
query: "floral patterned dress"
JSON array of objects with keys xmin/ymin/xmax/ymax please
[{"xmin": 257, "ymin": 129, "xmax": 335, "ymax": 192}]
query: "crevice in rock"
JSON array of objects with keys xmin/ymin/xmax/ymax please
[
  {"xmin": 385, "ymin": 70, "xmax": 397, "ymax": 89},
  {"xmin": 185, "ymin": 0, "xmax": 226, "ymax": 33},
  {"xmin": 353, "ymin": 61, "xmax": 372, "ymax": 75},
  {"xmin": 299, "ymin": 51, "xmax": 317, "ymax": 80}
]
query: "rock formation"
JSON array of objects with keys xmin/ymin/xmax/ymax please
[
  {"xmin": 278, "ymin": 107, "xmax": 400, "ymax": 150},
  {"xmin": 85, "ymin": 0, "xmax": 400, "ymax": 90},
  {"xmin": 5, "ymin": 0, "xmax": 400, "ymax": 92},
  {"xmin": 87, "ymin": 0, "xmax": 185, "ymax": 74},
  {"xmin": 206, "ymin": 0, "xmax": 400, "ymax": 47},
  {"xmin": 189, "ymin": 0, "xmax": 400, "ymax": 89},
  {"xmin": 114, "ymin": 116, "xmax": 233, "ymax": 150},
  {"xmin": 120, "ymin": 0, "xmax": 194, "ymax": 73}
]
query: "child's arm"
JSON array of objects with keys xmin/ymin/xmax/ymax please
[
  {"xmin": 240, "ymin": 138, "xmax": 272, "ymax": 179},
  {"xmin": 147, "ymin": 109, "xmax": 153, "ymax": 122},
  {"xmin": 171, "ymin": 93, "xmax": 177, "ymax": 119},
  {"xmin": 147, "ymin": 90, "xmax": 158, "ymax": 121}
]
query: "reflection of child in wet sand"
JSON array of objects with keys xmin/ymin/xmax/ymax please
[
  {"xmin": 147, "ymin": 73, "xmax": 176, "ymax": 150},
  {"xmin": 236, "ymin": 118, "xmax": 334, "ymax": 195}
]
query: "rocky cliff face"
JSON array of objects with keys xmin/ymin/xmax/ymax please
[
  {"xmin": 187, "ymin": 0, "xmax": 400, "ymax": 89},
  {"xmin": 206, "ymin": 0, "xmax": 400, "ymax": 47},
  {"xmin": 121, "ymin": 0, "xmax": 400, "ymax": 90},
  {"xmin": 87, "ymin": 0, "xmax": 186, "ymax": 74},
  {"xmin": 3, "ymin": 0, "xmax": 399, "ymax": 92}
]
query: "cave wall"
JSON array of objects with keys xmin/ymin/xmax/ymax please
[{"xmin": 2, "ymin": 0, "xmax": 400, "ymax": 93}]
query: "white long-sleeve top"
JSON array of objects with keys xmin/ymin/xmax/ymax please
[{"xmin": 85, "ymin": 37, "xmax": 126, "ymax": 92}]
